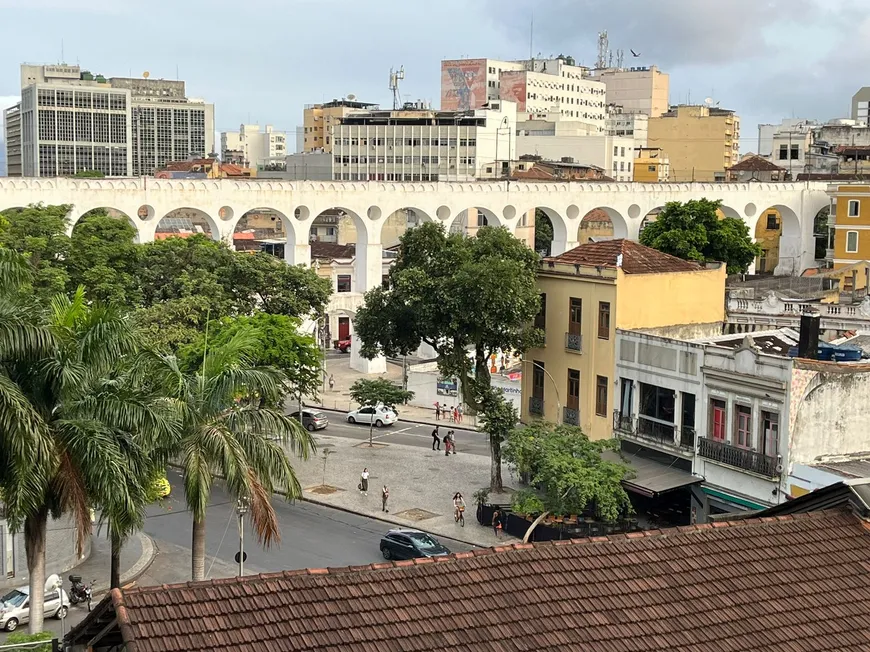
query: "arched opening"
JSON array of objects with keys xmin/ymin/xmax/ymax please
[
  {"xmin": 378, "ymin": 207, "xmax": 434, "ymax": 248},
  {"xmin": 533, "ymin": 209, "xmax": 554, "ymax": 256},
  {"xmin": 71, "ymin": 207, "xmax": 141, "ymax": 243},
  {"xmin": 449, "ymin": 207, "xmax": 500, "ymax": 238},
  {"xmin": 812, "ymin": 205, "xmax": 831, "ymax": 263},
  {"xmin": 232, "ymin": 208, "xmax": 289, "ymax": 258},
  {"xmin": 154, "ymin": 207, "xmax": 219, "ymax": 242},
  {"xmin": 638, "ymin": 207, "xmax": 665, "ymax": 237},
  {"xmin": 577, "ymin": 208, "xmax": 627, "ymax": 242},
  {"xmin": 754, "ymin": 205, "xmax": 801, "ymax": 275}
]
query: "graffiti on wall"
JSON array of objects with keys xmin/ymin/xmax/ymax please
[
  {"xmin": 440, "ymin": 59, "xmax": 486, "ymax": 111},
  {"xmin": 499, "ymin": 72, "xmax": 527, "ymax": 111}
]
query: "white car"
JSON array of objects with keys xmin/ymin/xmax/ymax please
[
  {"xmin": 0, "ymin": 585, "xmax": 69, "ymax": 631},
  {"xmin": 347, "ymin": 405, "xmax": 398, "ymax": 427}
]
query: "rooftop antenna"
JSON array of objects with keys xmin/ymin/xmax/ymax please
[
  {"xmin": 529, "ymin": 14, "xmax": 534, "ymax": 61},
  {"xmin": 616, "ymin": 49, "xmax": 624, "ymax": 69},
  {"xmin": 596, "ymin": 31, "xmax": 609, "ymax": 70},
  {"xmin": 61, "ymin": 39, "xmax": 64, "ymax": 64},
  {"xmin": 389, "ymin": 66, "xmax": 405, "ymax": 110}
]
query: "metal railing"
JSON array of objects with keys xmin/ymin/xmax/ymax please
[
  {"xmin": 636, "ymin": 415, "xmax": 677, "ymax": 447},
  {"xmin": 698, "ymin": 437, "xmax": 779, "ymax": 476},
  {"xmin": 529, "ymin": 396, "xmax": 544, "ymax": 416},
  {"xmin": 680, "ymin": 426, "xmax": 696, "ymax": 449},
  {"xmin": 565, "ymin": 332, "xmax": 583, "ymax": 353},
  {"xmin": 613, "ymin": 410, "xmax": 633, "ymax": 434},
  {"xmin": 563, "ymin": 406, "xmax": 580, "ymax": 426}
]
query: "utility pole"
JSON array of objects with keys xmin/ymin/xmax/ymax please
[{"xmin": 236, "ymin": 497, "xmax": 249, "ymax": 577}]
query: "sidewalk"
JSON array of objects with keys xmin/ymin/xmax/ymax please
[
  {"xmin": 315, "ymin": 355, "xmax": 479, "ymax": 430},
  {"xmin": 295, "ymin": 432, "xmax": 518, "ymax": 548},
  {"xmin": 77, "ymin": 531, "xmax": 155, "ymax": 597}
]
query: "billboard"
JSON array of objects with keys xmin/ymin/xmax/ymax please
[
  {"xmin": 440, "ymin": 59, "xmax": 487, "ymax": 111},
  {"xmin": 499, "ymin": 71, "xmax": 527, "ymax": 111}
]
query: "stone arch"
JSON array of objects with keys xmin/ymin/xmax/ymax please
[
  {"xmin": 577, "ymin": 207, "xmax": 628, "ymax": 242},
  {"xmin": 231, "ymin": 207, "xmax": 293, "ymax": 260},
  {"xmin": 69, "ymin": 206, "xmax": 142, "ymax": 243},
  {"xmin": 155, "ymin": 207, "xmax": 220, "ymax": 242},
  {"xmin": 754, "ymin": 204, "xmax": 802, "ymax": 276},
  {"xmin": 377, "ymin": 205, "xmax": 435, "ymax": 248},
  {"xmin": 812, "ymin": 204, "xmax": 832, "ymax": 264},
  {"xmin": 449, "ymin": 206, "xmax": 502, "ymax": 237},
  {"xmin": 720, "ymin": 204, "xmax": 742, "ymax": 220},
  {"xmin": 520, "ymin": 206, "xmax": 563, "ymax": 256}
]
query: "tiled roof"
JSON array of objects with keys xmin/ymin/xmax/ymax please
[
  {"xmin": 545, "ymin": 239, "xmax": 702, "ymax": 274},
  {"xmin": 310, "ymin": 242, "xmax": 355, "ymax": 260},
  {"xmin": 727, "ymin": 155, "xmax": 786, "ymax": 172},
  {"xmin": 69, "ymin": 509, "xmax": 870, "ymax": 652}
]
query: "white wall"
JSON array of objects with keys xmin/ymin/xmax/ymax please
[
  {"xmin": 517, "ymin": 134, "xmax": 636, "ymax": 181},
  {"xmin": 407, "ymin": 367, "xmax": 522, "ymax": 413}
]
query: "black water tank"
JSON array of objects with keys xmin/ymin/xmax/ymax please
[{"xmin": 797, "ymin": 312, "xmax": 820, "ymax": 359}]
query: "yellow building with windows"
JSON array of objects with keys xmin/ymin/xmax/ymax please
[
  {"xmin": 633, "ymin": 147, "xmax": 670, "ymax": 182},
  {"xmin": 828, "ymin": 185, "xmax": 870, "ymax": 271},
  {"xmin": 303, "ymin": 99, "xmax": 377, "ymax": 153},
  {"xmin": 754, "ymin": 208, "xmax": 782, "ymax": 274},
  {"xmin": 647, "ymin": 105, "xmax": 740, "ymax": 182},
  {"xmin": 522, "ymin": 240, "xmax": 726, "ymax": 440}
]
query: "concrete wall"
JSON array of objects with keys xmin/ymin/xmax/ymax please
[
  {"xmin": 0, "ymin": 516, "xmax": 90, "ymax": 590},
  {"xmin": 407, "ymin": 367, "xmax": 521, "ymax": 413},
  {"xmin": 635, "ymin": 321, "xmax": 724, "ymax": 340},
  {"xmin": 648, "ymin": 105, "xmax": 739, "ymax": 181}
]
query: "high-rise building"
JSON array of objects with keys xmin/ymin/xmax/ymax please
[
  {"xmin": 593, "ymin": 66, "xmax": 670, "ymax": 118},
  {"xmin": 221, "ymin": 124, "xmax": 287, "ymax": 168},
  {"xmin": 3, "ymin": 105, "xmax": 21, "ymax": 176},
  {"xmin": 302, "ymin": 99, "xmax": 377, "ymax": 153},
  {"xmin": 647, "ymin": 105, "xmax": 740, "ymax": 182},
  {"xmin": 851, "ymin": 87, "xmax": 870, "ymax": 125},
  {"xmin": 5, "ymin": 63, "xmax": 214, "ymax": 177}
]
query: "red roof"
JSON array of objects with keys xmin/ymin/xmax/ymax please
[
  {"xmin": 69, "ymin": 509, "xmax": 870, "ymax": 652},
  {"xmin": 546, "ymin": 238, "xmax": 702, "ymax": 274},
  {"xmin": 727, "ymin": 155, "xmax": 786, "ymax": 172}
]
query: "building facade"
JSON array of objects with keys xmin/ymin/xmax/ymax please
[
  {"xmin": 3, "ymin": 104, "xmax": 21, "ymax": 177},
  {"xmin": 647, "ymin": 105, "xmax": 740, "ymax": 182},
  {"xmin": 632, "ymin": 147, "xmax": 669, "ymax": 182},
  {"xmin": 221, "ymin": 124, "xmax": 286, "ymax": 168},
  {"xmin": 593, "ymin": 66, "xmax": 670, "ymax": 118},
  {"xmin": 302, "ymin": 100, "xmax": 377, "ymax": 153},
  {"xmin": 852, "ymin": 87, "xmax": 870, "ymax": 124},
  {"xmin": 521, "ymin": 239, "xmax": 725, "ymax": 440},
  {"xmin": 606, "ymin": 110, "xmax": 648, "ymax": 146},
  {"xmin": 828, "ymin": 184, "xmax": 870, "ymax": 270},
  {"xmin": 497, "ymin": 67, "xmax": 606, "ymax": 130}
]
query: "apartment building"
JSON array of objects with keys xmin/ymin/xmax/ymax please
[
  {"xmin": 633, "ymin": 147, "xmax": 669, "ymax": 182},
  {"xmin": 593, "ymin": 66, "xmax": 670, "ymax": 118},
  {"xmin": 302, "ymin": 99, "xmax": 377, "ymax": 153},
  {"xmin": 647, "ymin": 104, "xmax": 740, "ymax": 182},
  {"xmin": 522, "ymin": 239, "xmax": 725, "ymax": 440},
  {"xmin": 3, "ymin": 104, "xmax": 22, "ymax": 176},
  {"xmin": 827, "ymin": 184, "xmax": 870, "ymax": 270},
  {"xmin": 605, "ymin": 110, "xmax": 648, "ymax": 146},
  {"xmin": 221, "ymin": 124, "xmax": 287, "ymax": 168}
]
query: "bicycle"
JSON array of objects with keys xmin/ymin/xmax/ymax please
[{"xmin": 455, "ymin": 505, "xmax": 465, "ymax": 527}]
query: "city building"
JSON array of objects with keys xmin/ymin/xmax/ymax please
[
  {"xmin": 613, "ymin": 321, "xmax": 870, "ymax": 517},
  {"xmin": 756, "ymin": 118, "xmax": 819, "ymax": 158},
  {"xmin": 632, "ymin": 146, "xmax": 669, "ymax": 182},
  {"xmin": 505, "ymin": 157, "xmax": 611, "ymax": 182},
  {"xmin": 827, "ymin": 184, "xmax": 870, "ymax": 271},
  {"xmin": 302, "ymin": 99, "xmax": 377, "ymax": 153},
  {"xmin": 852, "ymin": 87, "xmax": 870, "ymax": 124},
  {"xmin": 154, "ymin": 158, "xmax": 255, "ymax": 179},
  {"xmin": 726, "ymin": 155, "xmax": 788, "ymax": 182},
  {"xmin": 332, "ymin": 100, "xmax": 516, "ymax": 182},
  {"xmin": 260, "ymin": 151, "xmax": 333, "ymax": 180},
  {"xmin": 593, "ymin": 66, "xmax": 670, "ymax": 118},
  {"xmin": 647, "ymin": 104, "xmax": 740, "ymax": 182},
  {"xmin": 522, "ymin": 239, "xmax": 725, "ymax": 440},
  {"xmin": 220, "ymin": 124, "xmax": 286, "ymax": 168},
  {"xmin": 605, "ymin": 109, "xmax": 648, "ymax": 145},
  {"xmin": 5, "ymin": 63, "xmax": 214, "ymax": 177},
  {"xmin": 3, "ymin": 104, "xmax": 21, "ymax": 176}
]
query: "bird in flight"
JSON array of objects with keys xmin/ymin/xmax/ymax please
[{"xmin": 630, "ymin": 49, "xmax": 641, "ymax": 57}]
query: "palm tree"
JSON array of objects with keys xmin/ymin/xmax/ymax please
[{"xmin": 148, "ymin": 327, "xmax": 315, "ymax": 581}]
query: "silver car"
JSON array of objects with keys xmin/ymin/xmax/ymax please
[{"xmin": 0, "ymin": 586, "xmax": 69, "ymax": 631}]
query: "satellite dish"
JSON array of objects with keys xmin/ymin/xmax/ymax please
[
  {"xmin": 704, "ymin": 97, "xmax": 713, "ymax": 105},
  {"xmin": 143, "ymin": 71, "xmax": 150, "ymax": 79},
  {"xmin": 346, "ymin": 93, "xmax": 357, "ymax": 101}
]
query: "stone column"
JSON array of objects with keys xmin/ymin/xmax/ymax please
[{"xmin": 350, "ymin": 241, "xmax": 387, "ymax": 374}]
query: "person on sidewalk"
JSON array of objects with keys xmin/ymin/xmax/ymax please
[
  {"xmin": 328, "ymin": 374, "xmax": 335, "ymax": 391},
  {"xmin": 359, "ymin": 468, "xmax": 369, "ymax": 495},
  {"xmin": 447, "ymin": 429, "xmax": 457, "ymax": 454},
  {"xmin": 431, "ymin": 425, "xmax": 441, "ymax": 451},
  {"xmin": 492, "ymin": 509, "xmax": 503, "ymax": 537},
  {"xmin": 457, "ymin": 405, "xmax": 463, "ymax": 424},
  {"xmin": 443, "ymin": 431, "xmax": 452, "ymax": 456},
  {"xmin": 434, "ymin": 402, "xmax": 441, "ymax": 420},
  {"xmin": 452, "ymin": 406, "xmax": 459, "ymax": 423},
  {"xmin": 382, "ymin": 485, "xmax": 390, "ymax": 512}
]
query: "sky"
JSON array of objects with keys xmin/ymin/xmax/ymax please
[{"xmin": 0, "ymin": 0, "xmax": 867, "ymax": 153}]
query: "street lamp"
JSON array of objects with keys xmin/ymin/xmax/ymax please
[
  {"xmin": 494, "ymin": 116, "xmax": 511, "ymax": 180},
  {"xmin": 236, "ymin": 496, "xmax": 250, "ymax": 577},
  {"xmin": 521, "ymin": 358, "xmax": 562, "ymax": 421}
]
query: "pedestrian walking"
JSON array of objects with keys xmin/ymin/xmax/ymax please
[
  {"xmin": 492, "ymin": 509, "xmax": 503, "ymax": 537},
  {"xmin": 328, "ymin": 374, "xmax": 335, "ymax": 391},
  {"xmin": 448, "ymin": 406, "xmax": 454, "ymax": 423},
  {"xmin": 452, "ymin": 406, "xmax": 459, "ymax": 423},
  {"xmin": 431, "ymin": 425, "xmax": 441, "ymax": 451},
  {"xmin": 358, "ymin": 468, "xmax": 369, "ymax": 495},
  {"xmin": 457, "ymin": 405, "xmax": 463, "ymax": 424},
  {"xmin": 448, "ymin": 429, "xmax": 457, "ymax": 454},
  {"xmin": 444, "ymin": 431, "xmax": 452, "ymax": 456},
  {"xmin": 382, "ymin": 485, "xmax": 390, "ymax": 512},
  {"xmin": 435, "ymin": 402, "xmax": 441, "ymax": 420}
]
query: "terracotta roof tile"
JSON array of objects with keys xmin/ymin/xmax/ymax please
[
  {"xmin": 727, "ymin": 155, "xmax": 787, "ymax": 172},
  {"xmin": 70, "ymin": 509, "xmax": 870, "ymax": 652},
  {"xmin": 545, "ymin": 239, "xmax": 702, "ymax": 275}
]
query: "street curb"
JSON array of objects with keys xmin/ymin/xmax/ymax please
[
  {"xmin": 92, "ymin": 532, "xmax": 156, "ymax": 598},
  {"xmin": 310, "ymin": 405, "xmax": 480, "ymax": 432}
]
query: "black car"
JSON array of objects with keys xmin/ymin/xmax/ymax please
[
  {"xmin": 288, "ymin": 409, "xmax": 329, "ymax": 432},
  {"xmin": 379, "ymin": 529, "xmax": 450, "ymax": 560}
]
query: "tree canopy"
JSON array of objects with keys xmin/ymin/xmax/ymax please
[
  {"xmin": 639, "ymin": 199, "xmax": 761, "ymax": 274},
  {"xmin": 348, "ymin": 378, "xmax": 414, "ymax": 409},
  {"xmin": 534, "ymin": 209, "xmax": 553, "ymax": 256}
]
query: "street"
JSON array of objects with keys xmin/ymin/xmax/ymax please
[{"xmin": 304, "ymin": 408, "xmax": 489, "ymax": 456}]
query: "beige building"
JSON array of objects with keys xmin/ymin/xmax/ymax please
[
  {"xmin": 648, "ymin": 105, "xmax": 740, "ymax": 182},
  {"xmin": 523, "ymin": 240, "xmax": 725, "ymax": 440},
  {"xmin": 594, "ymin": 66, "xmax": 670, "ymax": 118},
  {"xmin": 302, "ymin": 99, "xmax": 377, "ymax": 153}
]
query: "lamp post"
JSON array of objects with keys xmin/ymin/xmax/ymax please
[
  {"xmin": 521, "ymin": 358, "xmax": 562, "ymax": 421},
  {"xmin": 236, "ymin": 496, "xmax": 250, "ymax": 577},
  {"xmin": 494, "ymin": 116, "xmax": 510, "ymax": 180}
]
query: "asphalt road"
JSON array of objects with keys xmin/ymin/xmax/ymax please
[{"xmin": 302, "ymin": 408, "xmax": 490, "ymax": 456}]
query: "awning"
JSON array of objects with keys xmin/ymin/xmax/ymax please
[{"xmin": 605, "ymin": 451, "xmax": 701, "ymax": 498}]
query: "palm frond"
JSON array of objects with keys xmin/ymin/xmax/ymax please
[
  {"xmin": 50, "ymin": 451, "xmax": 93, "ymax": 556},
  {"xmin": 0, "ymin": 248, "xmax": 32, "ymax": 290},
  {"xmin": 246, "ymin": 472, "xmax": 281, "ymax": 548}
]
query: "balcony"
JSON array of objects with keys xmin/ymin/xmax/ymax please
[
  {"xmin": 613, "ymin": 410, "xmax": 633, "ymax": 434},
  {"xmin": 563, "ymin": 406, "xmax": 580, "ymax": 426},
  {"xmin": 614, "ymin": 411, "xmax": 695, "ymax": 452},
  {"xmin": 529, "ymin": 396, "xmax": 544, "ymax": 416},
  {"xmin": 565, "ymin": 332, "xmax": 583, "ymax": 353},
  {"xmin": 680, "ymin": 426, "xmax": 696, "ymax": 449},
  {"xmin": 698, "ymin": 437, "xmax": 779, "ymax": 476},
  {"xmin": 636, "ymin": 415, "xmax": 677, "ymax": 447}
]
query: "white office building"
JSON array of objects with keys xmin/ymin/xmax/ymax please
[{"xmin": 221, "ymin": 124, "xmax": 287, "ymax": 168}]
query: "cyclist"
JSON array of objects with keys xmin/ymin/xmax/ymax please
[{"xmin": 453, "ymin": 492, "xmax": 466, "ymax": 523}]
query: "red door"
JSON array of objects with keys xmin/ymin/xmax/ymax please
[{"xmin": 338, "ymin": 317, "xmax": 350, "ymax": 341}]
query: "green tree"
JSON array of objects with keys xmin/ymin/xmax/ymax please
[
  {"xmin": 639, "ymin": 199, "xmax": 761, "ymax": 274},
  {"xmin": 354, "ymin": 222, "xmax": 540, "ymax": 491},
  {"xmin": 67, "ymin": 210, "xmax": 142, "ymax": 305},
  {"xmin": 147, "ymin": 326, "xmax": 315, "ymax": 581},
  {"xmin": 348, "ymin": 378, "xmax": 414, "ymax": 446},
  {"xmin": 71, "ymin": 170, "xmax": 105, "ymax": 178},
  {"xmin": 228, "ymin": 252, "xmax": 332, "ymax": 317},
  {"xmin": 503, "ymin": 422, "xmax": 633, "ymax": 522},
  {"xmin": 0, "ymin": 204, "xmax": 71, "ymax": 303},
  {"xmin": 534, "ymin": 209, "xmax": 553, "ymax": 256}
]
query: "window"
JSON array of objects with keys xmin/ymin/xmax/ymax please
[
  {"xmin": 848, "ymin": 200, "xmax": 860, "ymax": 217},
  {"xmin": 766, "ymin": 213, "xmax": 778, "ymax": 230},
  {"xmin": 613, "ymin": 146, "xmax": 618, "ymax": 157},
  {"xmin": 760, "ymin": 411, "xmax": 779, "ymax": 457},
  {"xmin": 778, "ymin": 145, "xmax": 788, "ymax": 160},
  {"xmin": 595, "ymin": 376, "xmax": 608, "ymax": 417},
  {"xmin": 568, "ymin": 298, "xmax": 582, "ymax": 335},
  {"xmin": 567, "ymin": 369, "xmax": 580, "ymax": 410},
  {"xmin": 735, "ymin": 405, "xmax": 752, "ymax": 448},
  {"xmin": 790, "ymin": 144, "xmax": 799, "ymax": 160},
  {"xmin": 532, "ymin": 361, "xmax": 545, "ymax": 400},
  {"xmin": 847, "ymin": 230, "xmax": 859, "ymax": 254},
  {"xmin": 598, "ymin": 302, "xmax": 610, "ymax": 339},
  {"xmin": 534, "ymin": 293, "xmax": 546, "ymax": 330},
  {"xmin": 648, "ymin": 165, "xmax": 656, "ymax": 172},
  {"xmin": 381, "ymin": 274, "xmax": 390, "ymax": 290},
  {"xmin": 710, "ymin": 399, "xmax": 726, "ymax": 441},
  {"xmin": 337, "ymin": 274, "xmax": 352, "ymax": 292},
  {"xmin": 620, "ymin": 147, "xmax": 625, "ymax": 157}
]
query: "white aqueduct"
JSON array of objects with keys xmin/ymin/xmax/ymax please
[{"xmin": 0, "ymin": 178, "xmax": 831, "ymax": 371}]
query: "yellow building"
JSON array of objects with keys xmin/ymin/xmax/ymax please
[
  {"xmin": 828, "ymin": 185, "xmax": 870, "ymax": 271},
  {"xmin": 754, "ymin": 208, "xmax": 782, "ymax": 274},
  {"xmin": 303, "ymin": 99, "xmax": 377, "ymax": 153},
  {"xmin": 647, "ymin": 105, "xmax": 740, "ymax": 182},
  {"xmin": 523, "ymin": 240, "xmax": 726, "ymax": 440},
  {"xmin": 632, "ymin": 147, "xmax": 670, "ymax": 182}
]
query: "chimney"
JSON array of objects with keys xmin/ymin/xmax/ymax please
[{"xmin": 797, "ymin": 312, "xmax": 820, "ymax": 359}]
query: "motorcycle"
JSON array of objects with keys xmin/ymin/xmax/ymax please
[{"xmin": 68, "ymin": 575, "xmax": 95, "ymax": 611}]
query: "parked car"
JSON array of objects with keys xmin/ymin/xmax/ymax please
[
  {"xmin": 337, "ymin": 334, "xmax": 352, "ymax": 353},
  {"xmin": 347, "ymin": 405, "xmax": 398, "ymax": 427},
  {"xmin": 380, "ymin": 529, "xmax": 451, "ymax": 560},
  {"xmin": 289, "ymin": 409, "xmax": 329, "ymax": 431},
  {"xmin": 0, "ymin": 585, "xmax": 69, "ymax": 632}
]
